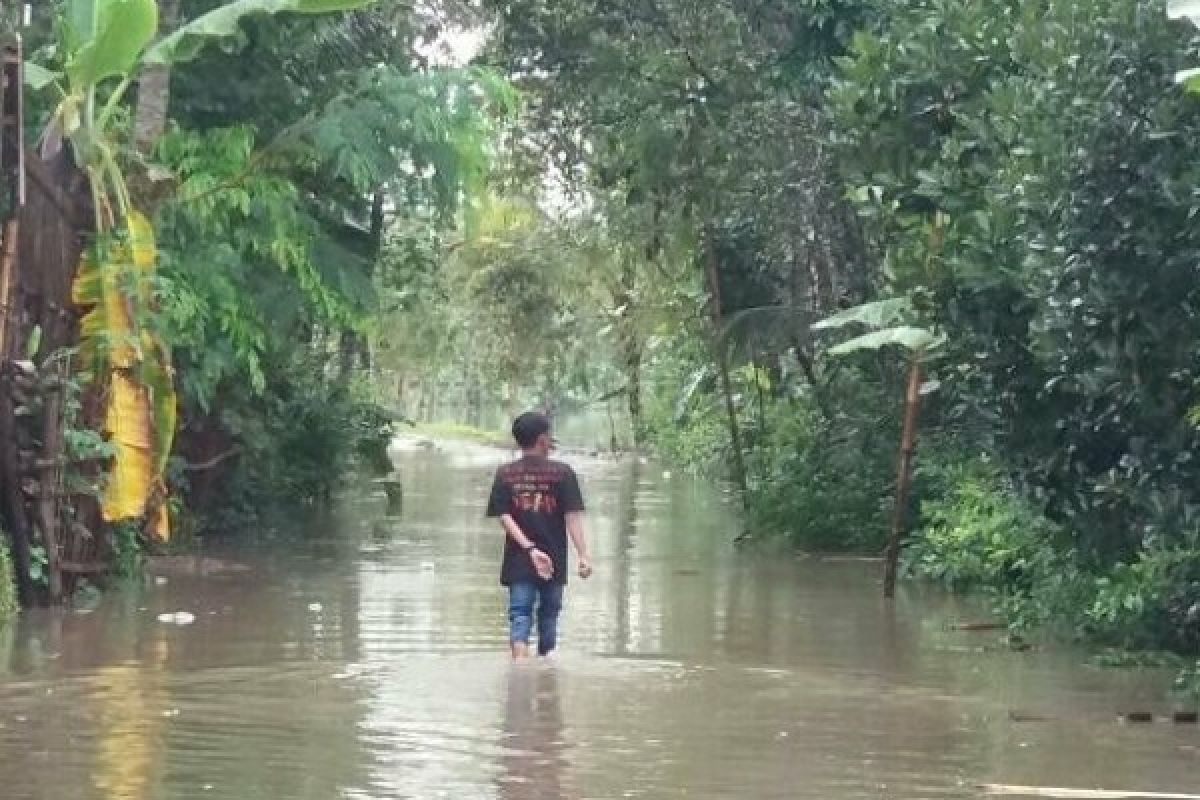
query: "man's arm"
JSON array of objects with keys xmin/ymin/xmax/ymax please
[
  {"xmin": 500, "ymin": 513, "xmax": 554, "ymax": 580},
  {"xmin": 486, "ymin": 469, "xmax": 553, "ymax": 580},
  {"xmin": 566, "ymin": 511, "xmax": 592, "ymax": 579}
]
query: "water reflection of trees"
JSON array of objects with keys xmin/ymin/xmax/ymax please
[{"xmin": 612, "ymin": 459, "xmax": 638, "ymax": 655}]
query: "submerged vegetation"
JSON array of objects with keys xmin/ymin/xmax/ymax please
[{"xmin": 0, "ymin": 0, "xmax": 1197, "ymax": 674}]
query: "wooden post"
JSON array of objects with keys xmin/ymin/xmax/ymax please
[
  {"xmin": 36, "ymin": 377, "xmax": 64, "ymax": 602},
  {"xmin": 883, "ymin": 356, "xmax": 922, "ymax": 598}
]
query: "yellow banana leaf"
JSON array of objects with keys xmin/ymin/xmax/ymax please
[
  {"xmin": 101, "ymin": 371, "xmax": 154, "ymax": 522},
  {"xmin": 73, "ymin": 212, "xmax": 156, "ymax": 370},
  {"xmin": 74, "ymin": 245, "xmax": 138, "ymax": 369},
  {"xmin": 128, "ymin": 210, "xmax": 155, "ymax": 274},
  {"xmin": 75, "ymin": 210, "xmax": 177, "ymax": 540}
]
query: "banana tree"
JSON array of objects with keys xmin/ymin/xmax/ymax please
[
  {"xmin": 813, "ymin": 296, "xmax": 945, "ymax": 598},
  {"xmin": 23, "ymin": 0, "xmax": 371, "ymax": 548}
]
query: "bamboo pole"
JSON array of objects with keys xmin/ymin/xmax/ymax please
[
  {"xmin": 883, "ymin": 356, "xmax": 922, "ymax": 598},
  {"xmin": 0, "ymin": 41, "xmax": 34, "ymax": 605},
  {"xmin": 0, "ymin": 217, "xmax": 15, "ymax": 359},
  {"xmin": 0, "ymin": 217, "xmax": 33, "ymax": 605}
]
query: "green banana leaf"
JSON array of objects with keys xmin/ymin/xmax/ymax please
[
  {"xmin": 145, "ymin": 0, "xmax": 376, "ymax": 65},
  {"xmin": 811, "ymin": 297, "xmax": 913, "ymax": 332},
  {"xmin": 828, "ymin": 326, "xmax": 946, "ymax": 356},
  {"xmin": 66, "ymin": 0, "xmax": 158, "ymax": 87}
]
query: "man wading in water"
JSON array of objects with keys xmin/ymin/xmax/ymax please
[{"xmin": 487, "ymin": 412, "xmax": 592, "ymax": 659}]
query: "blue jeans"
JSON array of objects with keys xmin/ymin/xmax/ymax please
[{"xmin": 509, "ymin": 581, "xmax": 564, "ymax": 655}]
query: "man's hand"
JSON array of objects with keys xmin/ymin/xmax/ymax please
[
  {"xmin": 530, "ymin": 548, "xmax": 554, "ymax": 581},
  {"xmin": 578, "ymin": 557, "xmax": 593, "ymax": 580}
]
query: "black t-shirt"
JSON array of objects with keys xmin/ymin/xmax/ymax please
[{"xmin": 486, "ymin": 456, "xmax": 585, "ymax": 586}]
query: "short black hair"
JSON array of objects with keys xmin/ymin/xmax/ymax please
[{"xmin": 512, "ymin": 411, "xmax": 550, "ymax": 448}]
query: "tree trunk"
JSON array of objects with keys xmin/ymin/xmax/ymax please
[
  {"xmin": 625, "ymin": 345, "xmax": 643, "ymax": 446},
  {"xmin": 133, "ymin": 0, "xmax": 180, "ymax": 154},
  {"xmin": 616, "ymin": 300, "xmax": 643, "ymax": 446},
  {"xmin": 883, "ymin": 357, "xmax": 923, "ymax": 598},
  {"xmin": 752, "ymin": 354, "xmax": 768, "ymax": 440},
  {"xmin": 606, "ymin": 399, "xmax": 618, "ymax": 452},
  {"xmin": 614, "ymin": 250, "xmax": 644, "ymax": 447},
  {"xmin": 361, "ymin": 188, "xmax": 385, "ymax": 371},
  {"xmin": 791, "ymin": 337, "xmax": 832, "ymax": 419},
  {"xmin": 704, "ymin": 228, "xmax": 748, "ymax": 498}
]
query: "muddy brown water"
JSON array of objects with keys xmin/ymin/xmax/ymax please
[{"xmin": 0, "ymin": 441, "xmax": 1196, "ymax": 799}]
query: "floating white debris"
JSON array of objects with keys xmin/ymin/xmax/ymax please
[
  {"xmin": 156, "ymin": 611, "xmax": 195, "ymax": 625},
  {"xmin": 154, "ymin": 576, "xmax": 168, "ymax": 586},
  {"xmin": 420, "ymin": 561, "xmax": 436, "ymax": 572},
  {"xmin": 662, "ymin": 470, "xmax": 672, "ymax": 479},
  {"xmin": 307, "ymin": 602, "xmax": 324, "ymax": 613}
]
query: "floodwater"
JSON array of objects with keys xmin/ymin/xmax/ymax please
[{"xmin": 0, "ymin": 439, "xmax": 1197, "ymax": 800}]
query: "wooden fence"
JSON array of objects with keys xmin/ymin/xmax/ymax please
[{"xmin": 1, "ymin": 36, "xmax": 106, "ymax": 605}]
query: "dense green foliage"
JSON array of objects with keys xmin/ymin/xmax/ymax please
[
  {"xmin": 825, "ymin": 0, "xmax": 1200, "ymax": 651},
  {"xmin": 143, "ymin": 5, "xmax": 514, "ymax": 521},
  {"xmin": 462, "ymin": 0, "xmax": 1200, "ymax": 662},
  {"xmin": 6, "ymin": 2, "xmax": 513, "ymax": 560}
]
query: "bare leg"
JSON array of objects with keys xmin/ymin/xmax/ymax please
[{"xmin": 511, "ymin": 641, "xmax": 531, "ymax": 659}]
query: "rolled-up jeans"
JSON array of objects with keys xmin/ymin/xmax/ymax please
[{"xmin": 509, "ymin": 581, "xmax": 564, "ymax": 655}]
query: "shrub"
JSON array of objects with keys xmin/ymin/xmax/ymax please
[
  {"xmin": 747, "ymin": 403, "xmax": 895, "ymax": 551},
  {"xmin": 1084, "ymin": 541, "xmax": 1200, "ymax": 652},
  {"xmin": 904, "ymin": 460, "xmax": 1092, "ymax": 631},
  {"xmin": 907, "ymin": 463, "xmax": 1061, "ymax": 592},
  {"xmin": 908, "ymin": 461, "xmax": 1200, "ymax": 652}
]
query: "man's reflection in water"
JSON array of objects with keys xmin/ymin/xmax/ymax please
[{"xmin": 497, "ymin": 666, "xmax": 573, "ymax": 800}]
